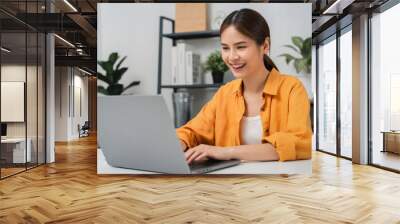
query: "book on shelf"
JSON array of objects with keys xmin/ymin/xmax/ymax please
[
  {"xmin": 171, "ymin": 46, "xmax": 178, "ymax": 84},
  {"xmin": 171, "ymin": 43, "xmax": 202, "ymax": 85},
  {"xmin": 177, "ymin": 43, "xmax": 186, "ymax": 85},
  {"xmin": 185, "ymin": 51, "xmax": 201, "ymax": 85}
]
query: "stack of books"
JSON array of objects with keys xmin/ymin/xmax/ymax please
[{"xmin": 171, "ymin": 43, "xmax": 201, "ymax": 85}]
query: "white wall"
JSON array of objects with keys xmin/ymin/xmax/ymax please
[
  {"xmin": 55, "ymin": 67, "xmax": 89, "ymax": 141},
  {"xmin": 1, "ymin": 65, "xmax": 37, "ymax": 137},
  {"xmin": 72, "ymin": 74, "xmax": 89, "ymax": 137},
  {"xmin": 1, "ymin": 64, "xmax": 46, "ymax": 163},
  {"xmin": 55, "ymin": 67, "xmax": 69, "ymax": 141},
  {"xmin": 98, "ymin": 3, "xmax": 312, "ymax": 118}
]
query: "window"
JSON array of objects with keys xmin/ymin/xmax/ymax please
[
  {"xmin": 339, "ymin": 28, "xmax": 352, "ymax": 158},
  {"xmin": 317, "ymin": 36, "xmax": 337, "ymax": 154},
  {"xmin": 370, "ymin": 2, "xmax": 400, "ymax": 171},
  {"xmin": 0, "ymin": 1, "xmax": 47, "ymax": 179}
]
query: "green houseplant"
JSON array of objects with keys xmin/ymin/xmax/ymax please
[
  {"xmin": 279, "ymin": 36, "xmax": 311, "ymax": 75},
  {"xmin": 97, "ymin": 52, "xmax": 140, "ymax": 95},
  {"xmin": 204, "ymin": 50, "xmax": 229, "ymax": 84}
]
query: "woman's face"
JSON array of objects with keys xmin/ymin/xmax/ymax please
[{"xmin": 220, "ymin": 25, "xmax": 268, "ymax": 79}]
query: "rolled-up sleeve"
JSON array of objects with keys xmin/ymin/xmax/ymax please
[
  {"xmin": 176, "ymin": 89, "xmax": 220, "ymax": 149},
  {"xmin": 263, "ymin": 81, "xmax": 312, "ymax": 161}
]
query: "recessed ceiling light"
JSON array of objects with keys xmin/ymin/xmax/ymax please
[
  {"xmin": 323, "ymin": 0, "xmax": 354, "ymax": 15},
  {"xmin": 1, "ymin": 47, "xmax": 11, "ymax": 53},
  {"xmin": 54, "ymin": 34, "xmax": 75, "ymax": 48},
  {"xmin": 78, "ymin": 67, "xmax": 92, "ymax": 76},
  {"xmin": 63, "ymin": 0, "xmax": 78, "ymax": 12}
]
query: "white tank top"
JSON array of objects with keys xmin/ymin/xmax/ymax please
[{"xmin": 240, "ymin": 115, "xmax": 263, "ymax": 145}]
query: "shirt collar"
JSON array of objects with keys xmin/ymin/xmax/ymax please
[{"xmin": 232, "ymin": 68, "xmax": 284, "ymax": 97}]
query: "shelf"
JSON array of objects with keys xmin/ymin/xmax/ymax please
[
  {"xmin": 161, "ymin": 83, "xmax": 223, "ymax": 89},
  {"xmin": 163, "ymin": 30, "xmax": 219, "ymax": 40}
]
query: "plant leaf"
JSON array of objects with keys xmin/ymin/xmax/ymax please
[
  {"xmin": 113, "ymin": 67, "xmax": 128, "ymax": 83},
  {"xmin": 97, "ymin": 72, "xmax": 111, "ymax": 85},
  {"xmin": 294, "ymin": 58, "xmax": 308, "ymax": 74},
  {"xmin": 98, "ymin": 61, "xmax": 113, "ymax": 76},
  {"xmin": 97, "ymin": 85, "xmax": 108, "ymax": 95},
  {"xmin": 301, "ymin": 38, "xmax": 312, "ymax": 57},
  {"xmin": 123, "ymin": 81, "xmax": 140, "ymax": 93},
  {"xmin": 108, "ymin": 52, "xmax": 119, "ymax": 66},
  {"xmin": 278, "ymin": 53, "xmax": 297, "ymax": 64},
  {"xmin": 306, "ymin": 56, "xmax": 312, "ymax": 74},
  {"xmin": 294, "ymin": 59, "xmax": 301, "ymax": 73},
  {"xmin": 283, "ymin": 44, "xmax": 300, "ymax": 54},
  {"xmin": 116, "ymin": 56, "xmax": 127, "ymax": 70},
  {"xmin": 292, "ymin": 36, "xmax": 303, "ymax": 51}
]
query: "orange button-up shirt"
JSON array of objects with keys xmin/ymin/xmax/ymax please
[{"xmin": 176, "ymin": 68, "xmax": 312, "ymax": 161}]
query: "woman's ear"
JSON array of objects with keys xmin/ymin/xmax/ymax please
[{"xmin": 263, "ymin": 37, "xmax": 270, "ymax": 55}]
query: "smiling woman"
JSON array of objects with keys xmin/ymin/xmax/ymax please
[{"xmin": 176, "ymin": 8, "xmax": 312, "ymax": 164}]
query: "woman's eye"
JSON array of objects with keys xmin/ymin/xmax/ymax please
[
  {"xmin": 222, "ymin": 47, "xmax": 229, "ymax": 51},
  {"xmin": 237, "ymin": 46, "xmax": 246, "ymax": 49}
]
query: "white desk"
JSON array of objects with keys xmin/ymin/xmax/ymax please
[
  {"xmin": 1, "ymin": 138, "xmax": 32, "ymax": 163},
  {"xmin": 97, "ymin": 149, "xmax": 312, "ymax": 175}
]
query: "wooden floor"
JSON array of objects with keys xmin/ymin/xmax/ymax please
[
  {"xmin": 1, "ymin": 167, "xmax": 26, "ymax": 178},
  {"xmin": 1, "ymin": 135, "xmax": 400, "ymax": 223}
]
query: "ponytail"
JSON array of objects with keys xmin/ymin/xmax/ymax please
[{"xmin": 263, "ymin": 54, "xmax": 278, "ymax": 71}]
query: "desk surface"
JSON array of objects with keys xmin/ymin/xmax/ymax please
[{"xmin": 97, "ymin": 149, "xmax": 312, "ymax": 175}]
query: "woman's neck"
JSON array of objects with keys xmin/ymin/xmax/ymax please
[{"xmin": 242, "ymin": 67, "xmax": 270, "ymax": 95}]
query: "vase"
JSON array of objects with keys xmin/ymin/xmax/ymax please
[{"xmin": 211, "ymin": 71, "xmax": 224, "ymax": 84}]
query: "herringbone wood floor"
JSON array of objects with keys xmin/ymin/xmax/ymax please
[{"xmin": 1, "ymin": 134, "xmax": 400, "ymax": 224}]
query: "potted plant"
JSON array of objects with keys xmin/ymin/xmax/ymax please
[
  {"xmin": 279, "ymin": 36, "xmax": 311, "ymax": 75},
  {"xmin": 97, "ymin": 52, "xmax": 140, "ymax": 95},
  {"xmin": 204, "ymin": 50, "xmax": 229, "ymax": 84}
]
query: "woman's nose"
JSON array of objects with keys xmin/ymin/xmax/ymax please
[{"xmin": 229, "ymin": 49, "xmax": 239, "ymax": 60}]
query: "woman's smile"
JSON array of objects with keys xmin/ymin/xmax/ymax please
[{"xmin": 229, "ymin": 62, "xmax": 246, "ymax": 72}]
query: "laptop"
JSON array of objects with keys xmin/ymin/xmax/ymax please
[{"xmin": 98, "ymin": 95, "xmax": 240, "ymax": 174}]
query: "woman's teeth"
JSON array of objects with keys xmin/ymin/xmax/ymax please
[{"xmin": 231, "ymin": 64, "xmax": 245, "ymax": 69}]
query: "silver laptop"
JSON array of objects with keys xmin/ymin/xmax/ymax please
[{"xmin": 98, "ymin": 95, "xmax": 240, "ymax": 174}]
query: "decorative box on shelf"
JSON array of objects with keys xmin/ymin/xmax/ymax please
[{"xmin": 175, "ymin": 3, "xmax": 208, "ymax": 33}]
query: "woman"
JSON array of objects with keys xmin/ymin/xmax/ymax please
[{"xmin": 177, "ymin": 8, "xmax": 312, "ymax": 164}]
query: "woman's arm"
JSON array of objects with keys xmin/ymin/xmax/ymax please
[
  {"xmin": 176, "ymin": 88, "xmax": 222, "ymax": 149},
  {"xmin": 263, "ymin": 79, "xmax": 312, "ymax": 161},
  {"xmin": 228, "ymin": 143, "xmax": 279, "ymax": 161},
  {"xmin": 185, "ymin": 143, "xmax": 279, "ymax": 164}
]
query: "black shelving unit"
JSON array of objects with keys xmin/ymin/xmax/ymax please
[
  {"xmin": 163, "ymin": 30, "xmax": 220, "ymax": 40},
  {"xmin": 157, "ymin": 16, "xmax": 221, "ymax": 94}
]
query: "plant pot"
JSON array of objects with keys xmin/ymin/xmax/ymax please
[
  {"xmin": 107, "ymin": 84, "xmax": 124, "ymax": 95},
  {"xmin": 211, "ymin": 71, "xmax": 224, "ymax": 84}
]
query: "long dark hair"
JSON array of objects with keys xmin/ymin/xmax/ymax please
[{"xmin": 220, "ymin": 8, "xmax": 278, "ymax": 71}]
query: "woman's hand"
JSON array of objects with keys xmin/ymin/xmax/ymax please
[
  {"xmin": 184, "ymin": 144, "xmax": 234, "ymax": 164},
  {"xmin": 179, "ymin": 140, "xmax": 188, "ymax": 152}
]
